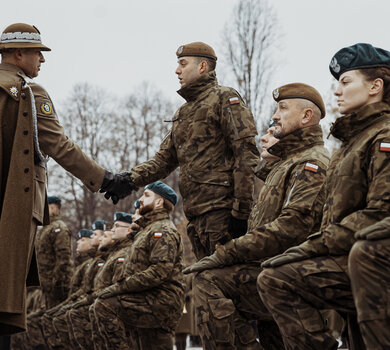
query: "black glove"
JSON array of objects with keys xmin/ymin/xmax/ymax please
[
  {"xmin": 355, "ymin": 219, "xmax": 390, "ymax": 241},
  {"xmin": 100, "ymin": 171, "xmax": 138, "ymax": 204},
  {"xmin": 228, "ymin": 215, "xmax": 248, "ymax": 238}
]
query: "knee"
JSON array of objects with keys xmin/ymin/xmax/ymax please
[
  {"xmin": 256, "ymin": 268, "xmax": 273, "ymax": 296},
  {"xmin": 348, "ymin": 240, "xmax": 366, "ymax": 275}
]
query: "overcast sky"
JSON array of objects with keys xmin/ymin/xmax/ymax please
[{"xmin": 2, "ymin": 0, "xmax": 389, "ymax": 116}]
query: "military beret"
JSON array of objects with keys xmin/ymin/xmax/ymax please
[
  {"xmin": 176, "ymin": 42, "xmax": 217, "ymax": 61},
  {"xmin": 92, "ymin": 220, "xmax": 106, "ymax": 231},
  {"xmin": 78, "ymin": 229, "xmax": 93, "ymax": 239},
  {"xmin": 272, "ymin": 83, "xmax": 326, "ymax": 118},
  {"xmin": 48, "ymin": 195, "xmax": 61, "ymax": 205},
  {"xmin": 145, "ymin": 181, "xmax": 178, "ymax": 206},
  {"xmin": 0, "ymin": 23, "xmax": 51, "ymax": 52},
  {"xmin": 329, "ymin": 43, "xmax": 390, "ymax": 80},
  {"xmin": 134, "ymin": 199, "xmax": 140, "ymax": 210},
  {"xmin": 113, "ymin": 212, "xmax": 133, "ymax": 224}
]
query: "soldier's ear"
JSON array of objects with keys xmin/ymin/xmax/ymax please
[
  {"xmin": 369, "ymin": 78, "xmax": 384, "ymax": 98},
  {"xmin": 199, "ymin": 60, "xmax": 208, "ymax": 74},
  {"xmin": 301, "ymin": 108, "xmax": 313, "ymax": 125}
]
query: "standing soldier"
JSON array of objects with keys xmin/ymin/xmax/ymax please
[
  {"xmin": 258, "ymin": 43, "xmax": 390, "ymax": 350},
  {"xmin": 0, "ymin": 22, "xmax": 122, "ymax": 336},
  {"xmin": 35, "ymin": 195, "xmax": 73, "ymax": 309},
  {"xmin": 101, "ymin": 42, "xmax": 259, "ymax": 260},
  {"xmin": 91, "ymin": 182, "xmax": 185, "ymax": 350},
  {"xmin": 184, "ymin": 83, "xmax": 330, "ymax": 349}
]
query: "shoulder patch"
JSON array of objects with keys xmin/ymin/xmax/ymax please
[
  {"xmin": 154, "ymin": 232, "xmax": 163, "ymax": 238},
  {"xmin": 54, "ymin": 228, "xmax": 61, "ymax": 233},
  {"xmin": 229, "ymin": 97, "xmax": 240, "ymax": 105},
  {"xmin": 304, "ymin": 162, "xmax": 319, "ymax": 173},
  {"xmin": 379, "ymin": 142, "xmax": 390, "ymax": 152},
  {"xmin": 117, "ymin": 257, "xmax": 125, "ymax": 263},
  {"xmin": 40, "ymin": 102, "xmax": 53, "ymax": 115},
  {"xmin": 98, "ymin": 262, "xmax": 104, "ymax": 267}
]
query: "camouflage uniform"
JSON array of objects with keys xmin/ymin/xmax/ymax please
[
  {"xmin": 349, "ymin": 217, "xmax": 390, "ymax": 349},
  {"xmin": 258, "ymin": 102, "xmax": 390, "ymax": 350},
  {"xmin": 39, "ymin": 248, "xmax": 96, "ymax": 349},
  {"xmin": 90, "ymin": 209, "xmax": 185, "ymax": 349},
  {"xmin": 67, "ymin": 236, "xmax": 134, "ymax": 350},
  {"xmin": 130, "ymin": 71, "xmax": 259, "ymax": 259},
  {"xmin": 35, "ymin": 213, "xmax": 73, "ymax": 309},
  {"xmin": 194, "ymin": 125, "xmax": 329, "ymax": 349}
]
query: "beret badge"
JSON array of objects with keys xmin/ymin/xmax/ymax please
[
  {"xmin": 273, "ymin": 88, "xmax": 279, "ymax": 99},
  {"xmin": 330, "ymin": 57, "xmax": 340, "ymax": 73}
]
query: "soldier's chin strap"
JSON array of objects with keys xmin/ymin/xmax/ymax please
[{"xmin": 24, "ymin": 80, "xmax": 47, "ymax": 168}]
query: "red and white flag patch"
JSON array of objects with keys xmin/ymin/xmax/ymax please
[
  {"xmin": 117, "ymin": 257, "xmax": 125, "ymax": 263},
  {"xmin": 55, "ymin": 228, "xmax": 61, "ymax": 233},
  {"xmin": 379, "ymin": 142, "xmax": 390, "ymax": 152},
  {"xmin": 98, "ymin": 262, "xmax": 104, "ymax": 267},
  {"xmin": 229, "ymin": 97, "xmax": 240, "ymax": 105},
  {"xmin": 304, "ymin": 162, "xmax": 319, "ymax": 173},
  {"xmin": 154, "ymin": 232, "xmax": 163, "ymax": 238}
]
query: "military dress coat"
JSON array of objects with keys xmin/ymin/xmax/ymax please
[
  {"xmin": 130, "ymin": 71, "xmax": 259, "ymax": 220},
  {"xmin": 0, "ymin": 63, "xmax": 105, "ymax": 334}
]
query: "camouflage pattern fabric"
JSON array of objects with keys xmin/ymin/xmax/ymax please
[
  {"xmin": 130, "ymin": 70, "xmax": 259, "ymax": 222},
  {"xmin": 258, "ymin": 255, "xmax": 355, "ymax": 350},
  {"xmin": 91, "ymin": 209, "xmax": 185, "ymax": 348},
  {"xmin": 349, "ymin": 235, "xmax": 390, "ymax": 349},
  {"xmin": 35, "ymin": 213, "xmax": 73, "ymax": 309},
  {"xmin": 186, "ymin": 208, "xmax": 231, "ymax": 259}
]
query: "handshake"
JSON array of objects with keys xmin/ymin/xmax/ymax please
[{"xmin": 100, "ymin": 171, "xmax": 138, "ymax": 204}]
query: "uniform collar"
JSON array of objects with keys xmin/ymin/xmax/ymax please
[
  {"xmin": 177, "ymin": 70, "xmax": 218, "ymax": 102},
  {"xmin": 135, "ymin": 208, "xmax": 171, "ymax": 229},
  {"xmin": 330, "ymin": 102, "xmax": 390, "ymax": 142},
  {"xmin": 255, "ymin": 160, "xmax": 279, "ymax": 181},
  {"xmin": 267, "ymin": 124, "xmax": 324, "ymax": 159},
  {"xmin": 0, "ymin": 62, "xmax": 29, "ymax": 80},
  {"xmin": 49, "ymin": 213, "xmax": 61, "ymax": 222}
]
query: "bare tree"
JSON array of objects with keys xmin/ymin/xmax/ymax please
[{"xmin": 220, "ymin": 0, "xmax": 281, "ymax": 133}]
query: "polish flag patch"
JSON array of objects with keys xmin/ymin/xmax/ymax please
[
  {"xmin": 117, "ymin": 257, "xmax": 125, "ymax": 263},
  {"xmin": 229, "ymin": 97, "xmax": 240, "ymax": 105},
  {"xmin": 154, "ymin": 232, "xmax": 163, "ymax": 238},
  {"xmin": 379, "ymin": 142, "xmax": 390, "ymax": 152},
  {"xmin": 54, "ymin": 228, "xmax": 61, "ymax": 233},
  {"xmin": 98, "ymin": 262, "xmax": 104, "ymax": 267},
  {"xmin": 304, "ymin": 162, "xmax": 319, "ymax": 173}
]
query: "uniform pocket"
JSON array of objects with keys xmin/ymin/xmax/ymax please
[
  {"xmin": 297, "ymin": 306, "xmax": 325, "ymax": 333},
  {"xmin": 208, "ymin": 298, "xmax": 235, "ymax": 343},
  {"xmin": 32, "ymin": 165, "xmax": 46, "ymax": 224}
]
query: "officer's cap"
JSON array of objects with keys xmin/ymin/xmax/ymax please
[
  {"xmin": 92, "ymin": 220, "xmax": 106, "ymax": 231},
  {"xmin": 272, "ymin": 83, "xmax": 326, "ymax": 118},
  {"xmin": 0, "ymin": 23, "xmax": 51, "ymax": 52},
  {"xmin": 329, "ymin": 43, "xmax": 390, "ymax": 80},
  {"xmin": 176, "ymin": 42, "xmax": 217, "ymax": 61},
  {"xmin": 48, "ymin": 195, "xmax": 61, "ymax": 205},
  {"xmin": 113, "ymin": 212, "xmax": 133, "ymax": 224},
  {"xmin": 145, "ymin": 181, "xmax": 178, "ymax": 206},
  {"xmin": 134, "ymin": 199, "xmax": 140, "ymax": 210},
  {"xmin": 78, "ymin": 229, "xmax": 93, "ymax": 239}
]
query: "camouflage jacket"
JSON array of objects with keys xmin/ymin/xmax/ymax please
[
  {"xmin": 227, "ymin": 125, "xmax": 330, "ymax": 262},
  {"xmin": 93, "ymin": 236, "xmax": 133, "ymax": 291},
  {"xmin": 118, "ymin": 209, "xmax": 185, "ymax": 329},
  {"xmin": 68, "ymin": 248, "xmax": 96, "ymax": 297},
  {"xmin": 35, "ymin": 214, "xmax": 73, "ymax": 298},
  {"xmin": 304, "ymin": 102, "xmax": 390, "ymax": 256},
  {"xmin": 130, "ymin": 71, "xmax": 259, "ymax": 219}
]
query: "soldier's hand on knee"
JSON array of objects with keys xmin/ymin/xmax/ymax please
[
  {"xmin": 96, "ymin": 283, "xmax": 124, "ymax": 299},
  {"xmin": 355, "ymin": 219, "xmax": 390, "ymax": 240},
  {"xmin": 261, "ymin": 246, "xmax": 310, "ymax": 268}
]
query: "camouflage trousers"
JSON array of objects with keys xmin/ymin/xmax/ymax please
[
  {"xmin": 349, "ymin": 238, "xmax": 390, "ymax": 350},
  {"xmin": 187, "ymin": 209, "xmax": 231, "ymax": 260},
  {"xmin": 258, "ymin": 255, "xmax": 355, "ymax": 350},
  {"xmin": 66, "ymin": 303, "xmax": 94, "ymax": 350},
  {"xmin": 26, "ymin": 314, "xmax": 47, "ymax": 349},
  {"xmin": 41, "ymin": 310, "xmax": 76, "ymax": 349},
  {"xmin": 90, "ymin": 294, "xmax": 173, "ymax": 350},
  {"xmin": 194, "ymin": 263, "xmax": 282, "ymax": 350}
]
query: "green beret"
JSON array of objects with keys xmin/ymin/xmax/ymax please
[
  {"xmin": 330, "ymin": 43, "xmax": 390, "ymax": 80},
  {"xmin": 134, "ymin": 199, "xmax": 140, "ymax": 210},
  {"xmin": 48, "ymin": 195, "xmax": 61, "ymax": 205},
  {"xmin": 78, "ymin": 229, "xmax": 93, "ymax": 239},
  {"xmin": 92, "ymin": 220, "xmax": 106, "ymax": 231},
  {"xmin": 176, "ymin": 41, "xmax": 217, "ymax": 61},
  {"xmin": 145, "ymin": 181, "xmax": 178, "ymax": 205},
  {"xmin": 113, "ymin": 212, "xmax": 133, "ymax": 224},
  {"xmin": 272, "ymin": 83, "xmax": 326, "ymax": 118}
]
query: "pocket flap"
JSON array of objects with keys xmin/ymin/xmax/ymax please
[{"xmin": 208, "ymin": 298, "xmax": 235, "ymax": 320}]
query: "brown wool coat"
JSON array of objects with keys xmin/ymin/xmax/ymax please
[{"xmin": 0, "ymin": 63, "xmax": 105, "ymax": 335}]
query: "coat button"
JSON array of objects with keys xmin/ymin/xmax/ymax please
[
  {"xmin": 178, "ymin": 145, "xmax": 182, "ymax": 149},
  {"xmin": 23, "ymin": 111, "xmax": 28, "ymax": 117},
  {"xmin": 24, "ymin": 168, "xmax": 29, "ymax": 173},
  {"xmin": 24, "ymin": 149, "xmax": 29, "ymax": 154},
  {"xmin": 24, "ymin": 187, "xmax": 29, "ymax": 192},
  {"xmin": 90, "ymin": 181, "xmax": 95, "ymax": 186},
  {"xmin": 21, "ymin": 92, "xmax": 26, "ymax": 99},
  {"xmin": 23, "ymin": 130, "xmax": 28, "ymax": 135}
]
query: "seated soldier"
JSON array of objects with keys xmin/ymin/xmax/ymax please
[{"xmin": 90, "ymin": 182, "xmax": 185, "ymax": 350}]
